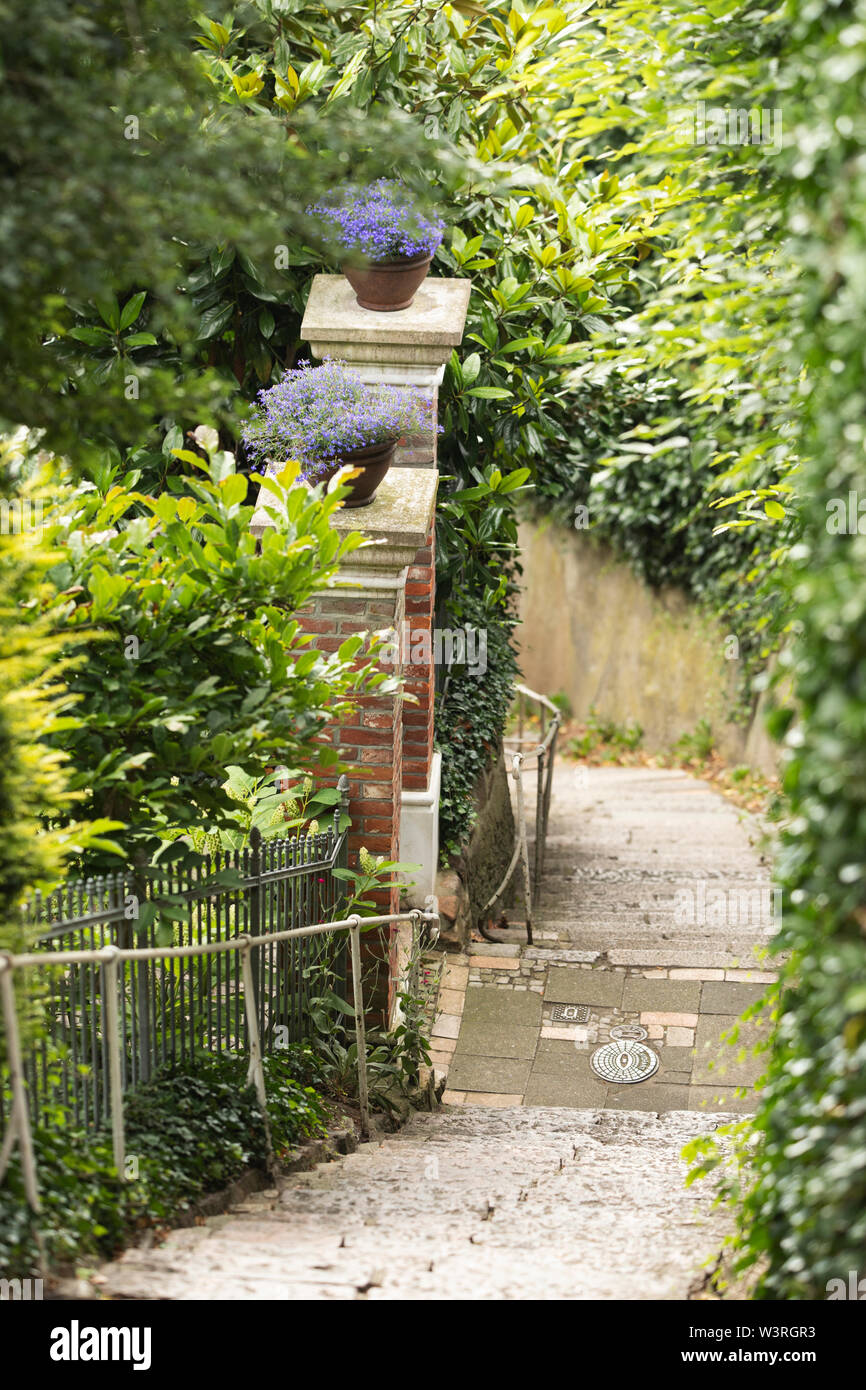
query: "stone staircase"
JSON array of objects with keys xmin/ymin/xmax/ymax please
[
  {"xmin": 97, "ymin": 761, "xmax": 770, "ymax": 1300},
  {"xmin": 99, "ymin": 1105, "xmax": 729, "ymax": 1300}
]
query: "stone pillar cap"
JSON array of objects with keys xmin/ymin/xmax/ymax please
[
  {"xmin": 302, "ymin": 274, "xmax": 471, "ymax": 368},
  {"xmin": 251, "ymin": 466, "xmax": 437, "ymax": 577}
]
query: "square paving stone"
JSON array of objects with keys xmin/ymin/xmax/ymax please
[
  {"xmin": 605, "ymin": 1083, "xmax": 694, "ymax": 1113},
  {"xmin": 700, "ymin": 980, "xmax": 770, "ymax": 1015},
  {"xmin": 531, "ymin": 1039, "xmax": 586, "ymax": 1075},
  {"xmin": 621, "ymin": 976, "xmax": 701, "ymax": 1013},
  {"xmin": 693, "ymin": 1014, "xmax": 767, "ymax": 1088},
  {"xmin": 462, "ymin": 988, "xmax": 542, "ymax": 1027},
  {"xmin": 453, "ymin": 1022, "xmax": 540, "ymax": 1061},
  {"xmin": 656, "ymin": 1046, "xmax": 696, "ymax": 1081},
  {"xmin": 446, "ymin": 1055, "xmax": 532, "ymax": 1095},
  {"xmin": 523, "ymin": 1069, "xmax": 608, "ymax": 1109},
  {"xmin": 431, "ymin": 1013, "xmax": 460, "ymax": 1040},
  {"xmin": 545, "ymin": 967, "xmax": 623, "ymax": 1008}
]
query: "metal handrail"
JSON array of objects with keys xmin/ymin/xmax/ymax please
[
  {"xmin": 0, "ymin": 907, "xmax": 439, "ymax": 1214},
  {"xmin": 481, "ymin": 684, "xmax": 561, "ymax": 946}
]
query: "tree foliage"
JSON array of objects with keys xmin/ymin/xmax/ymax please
[
  {"xmin": 0, "ymin": 439, "xmax": 119, "ymax": 947},
  {"xmin": 0, "ymin": 0, "xmax": 436, "ymax": 454},
  {"xmin": 721, "ymin": 0, "xmax": 866, "ymax": 1297},
  {"xmin": 44, "ymin": 438, "xmax": 396, "ymax": 859}
]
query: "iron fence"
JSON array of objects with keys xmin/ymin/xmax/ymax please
[
  {"xmin": 1, "ymin": 778, "xmax": 352, "ymax": 1136},
  {"xmin": 0, "ymin": 904, "xmax": 440, "ymax": 1211}
]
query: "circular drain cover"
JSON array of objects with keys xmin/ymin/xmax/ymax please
[{"xmin": 590, "ymin": 1028, "xmax": 659, "ymax": 1083}]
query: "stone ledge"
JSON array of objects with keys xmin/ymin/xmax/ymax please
[
  {"xmin": 251, "ymin": 466, "xmax": 437, "ymax": 577},
  {"xmin": 303, "ymin": 274, "xmax": 471, "ymax": 357},
  {"xmin": 329, "ymin": 466, "xmax": 437, "ymax": 571}
]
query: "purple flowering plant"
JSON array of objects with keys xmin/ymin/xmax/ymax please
[
  {"xmin": 241, "ymin": 359, "xmax": 436, "ymax": 482},
  {"xmin": 305, "ymin": 179, "xmax": 445, "ymax": 263}
]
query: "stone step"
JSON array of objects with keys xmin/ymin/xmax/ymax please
[{"xmin": 96, "ymin": 1104, "xmax": 735, "ymax": 1300}]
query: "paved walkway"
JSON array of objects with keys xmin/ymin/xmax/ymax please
[
  {"xmin": 434, "ymin": 766, "xmax": 775, "ymax": 1114},
  {"xmin": 99, "ymin": 763, "xmax": 774, "ymax": 1300},
  {"xmin": 99, "ymin": 1107, "xmax": 732, "ymax": 1299}
]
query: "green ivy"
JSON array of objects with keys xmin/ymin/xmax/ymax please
[
  {"xmin": 0, "ymin": 1053, "xmax": 327, "ymax": 1278},
  {"xmin": 435, "ymin": 593, "xmax": 519, "ymax": 861},
  {"xmin": 721, "ymin": 0, "xmax": 866, "ymax": 1298}
]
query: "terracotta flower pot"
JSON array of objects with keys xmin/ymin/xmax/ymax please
[
  {"xmin": 341, "ymin": 254, "xmax": 432, "ymax": 311},
  {"xmin": 321, "ymin": 439, "xmax": 395, "ymax": 507}
]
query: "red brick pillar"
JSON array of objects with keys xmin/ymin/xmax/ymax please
[
  {"xmin": 297, "ymin": 588, "xmax": 405, "ymax": 908},
  {"xmin": 254, "ymin": 468, "xmax": 439, "ymax": 1023}
]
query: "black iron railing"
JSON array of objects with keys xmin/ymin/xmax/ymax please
[{"xmin": 1, "ymin": 780, "xmax": 350, "ymax": 1134}]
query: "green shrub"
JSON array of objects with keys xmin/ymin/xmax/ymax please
[
  {"xmin": 43, "ymin": 438, "xmax": 395, "ymax": 865},
  {"xmin": 0, "ymin": 1053, "xmax": 327, "ymax": 1278},
  {"xmin": 684, "ymin": 0, "xmax": 866, "ymax": 1298},
  {"xmin": 726, "ymin": 0, "xmax": 866, "ymax": 1298}
]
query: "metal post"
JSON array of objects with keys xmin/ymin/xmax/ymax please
[
  {"xmin": 103, "ymin": 948, "xmax": 126, "ymax": 1180},
  {"xmin": 334, "ymin": 774, "xmax": 351, "ymax": 1009},
  {"xmin": 132, "ymin": 854, "xmax": 151, "ymax": 1084},
  {"xmin": 240, "ymin": 940, "xmax": 273, "ymax": 1160},
  {"xmin": 540, "ymin": 720, "xmax": 558, "ymax": 879},
  {"xmin": 349, "ymin": 917, "xmax": 370, "ymax": 1140},
  {"xmin": 248, "ymin": 827, "xmax": 262, "ymax": 1022},
  {"xmin": 0, "ymin": 959, "xmax": 41, "ymax": 1212},
  {"xmin": 534, "ymin": 747, "xmax": 546, "ymax": 890},
  {"xmin": 514, "ymin": 755, "xmax": 534, "ymax": 945},
  {"xmin": 409, "ymin": 909, "xmax": 421, "ymax": 996}
]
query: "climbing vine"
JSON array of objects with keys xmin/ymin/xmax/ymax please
[{"xmin": 683, "ymin": 0, "xmax": 866, "ymax": 1296}]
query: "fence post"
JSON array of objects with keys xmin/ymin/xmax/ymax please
[
  {"xmin": 248, "ymin": 826, "xmax": 262, "ymax": 1025},
  {"xmin": 336, "ymin": 774, "xmax": 350, "ymax": 870},
  {"xmin": 534, "ymin": 746, "xmax": 546, "ymax": 890},
  {"xmin": 103, "ymin": 947, "xmax": 126, "ymax": 1180},
  {"xmin": 348, "ymin": 917, "xmax": 370, "ymax": 1141},
  {"xmin": 0, "ymin": 958, "xmax": 41, "ymax": 1212},
  {"xmin": 131, "ymin": 853, "xmax": 151, "ymax": 1085},
  {"xmin": 240, "ymin": 939, "xmax": 273, "ymax": 1164},
  {"xmin": 333, "ymin": 774, "xmax": 351, "ymax": 1006},
  {"xmin": 515, "ymin": 754, "xmax": 534, "ymax": 946}
]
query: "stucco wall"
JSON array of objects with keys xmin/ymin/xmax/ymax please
[{"xmin": 516, "ymin": 519, "xmax": 777, "ymax": 775}]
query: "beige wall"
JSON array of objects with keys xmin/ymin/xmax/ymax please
[{"xmin": 516, "ymin": 519, "xmax": 778, "ymax": 775}]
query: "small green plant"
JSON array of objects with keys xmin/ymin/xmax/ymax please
[
  {"xmin": 172, "ymin": 767, "xmax": 348, "ymax": 854},
  {"xmin": 568, "ymin": 706, "xmax": 643, "ymax": 759},
  {"xmin": 388, "ymin": 925, "xmax": 435, "ymax": 1089},
  {"xmin": 302, "ymin": 848, "xmax": 433, "ymax": 1110},
  {"xmin": 673, "ymin": 718, "xmax": 715, "ymax": 762},
  {"xmin": 332, "ymin": 846, "xmax": 416, "ymax": 916}
]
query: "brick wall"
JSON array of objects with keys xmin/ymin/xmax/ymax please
[{"xmin": 298, "ymin": 584, "xmax": 405, "ymax": 1024}]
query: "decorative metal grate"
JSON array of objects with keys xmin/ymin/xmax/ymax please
[
  {"xmin": 590, "ymin": 1024, "xmax": 659, "ymax": 1083},
  {"xmin": 550, "ymin": 1003, "xmax": 590, "ymax": 1024}
]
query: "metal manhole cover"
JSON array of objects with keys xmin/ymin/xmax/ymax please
[
  {"xmin": 590, "ymin": 1027, "xmax": 659, "ymax": 1084},
  {"xmin": 550, "ymin": 1004, "xmax": 590, "ymax": 1024}
]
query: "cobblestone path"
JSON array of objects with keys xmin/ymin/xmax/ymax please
[
  {"xmin": 99, "ymin": 764, "xmax": 772, "ymax": 1300},
  {"xmin": 100, "ymin": 1107, "xmax": 731, "ymax": 1299}
]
